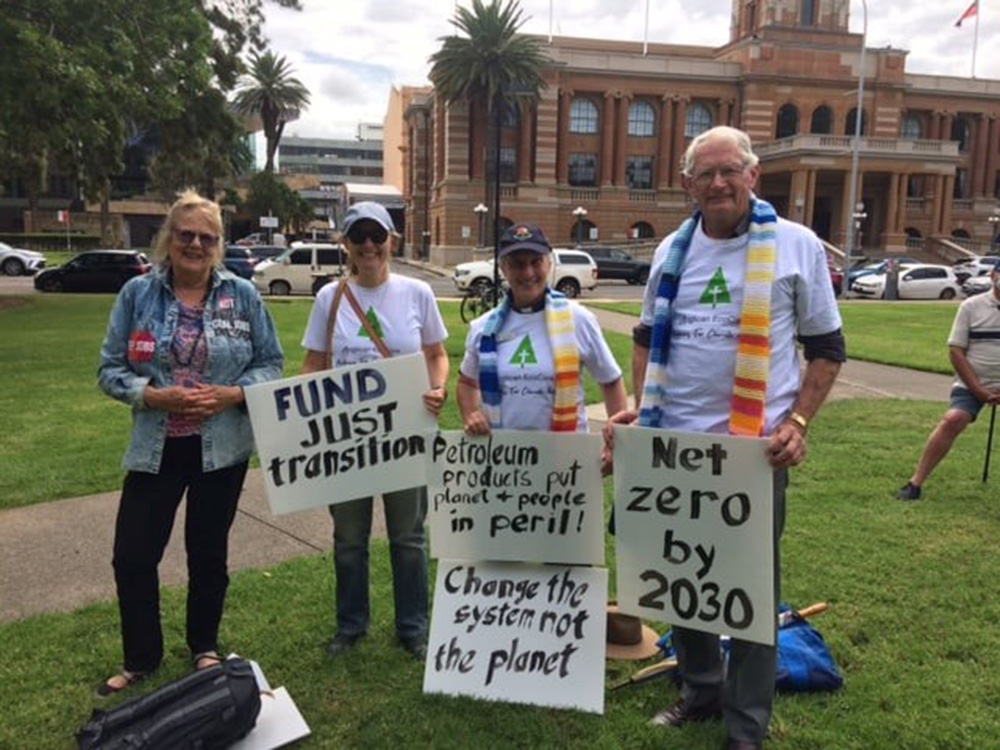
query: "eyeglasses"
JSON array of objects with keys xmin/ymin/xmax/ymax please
[
  {"xmin": 690, "ymin": 165, "xmax": 748, "ymax": 189},
  {"xmin": 346, "ymin": 224, "xmax": 389, "ymax": 246},
  {"xmin": 173, "ymin": 229, "xmax": 219, "ymax": 248}
]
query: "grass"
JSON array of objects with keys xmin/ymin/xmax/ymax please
[
  {"xmin": 590, "ymin": 300, "xmax": 962, "ymax": 375},
  {"xmin": 0, "ymin": 296, "xmax": 631, "ymax": 509},
  {"xmin": 3, "ymin": 398, "xmax": 1000, "ymax": 748}
]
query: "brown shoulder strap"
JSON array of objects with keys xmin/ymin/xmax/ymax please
[
  {"xmin": 343, "ymin": 282, "xmax": 392, "ymax": 359},
  {"xmin": 323, "ymin": 281, "xmax": 349, "ymax": 371}
]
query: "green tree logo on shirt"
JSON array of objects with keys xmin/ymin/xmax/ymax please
[
  {"xmin": 358, "ymin": 307, "xmax": 385, "ymax": 339},
  {"xmin": 509, "ymin": 335, "xmax": 538, "ymax": 368},
  {"xmin": 700, "ymin": 267, "xmax": 732, "ymax": 308}
]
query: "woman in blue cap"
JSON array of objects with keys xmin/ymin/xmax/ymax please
[{"xmin": 300, "ymin": 201, "xmax": 448, "ymax": 660}]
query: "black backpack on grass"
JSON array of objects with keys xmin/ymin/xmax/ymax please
[{"xmin": 76, "ymin": 657, "xmax": 261, "ymax": 750}]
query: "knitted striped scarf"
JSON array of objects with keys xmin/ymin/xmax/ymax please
[
  {"xmin": 478, "ymin": 288, "xmax": 580, "ymax": 431},
  {"xmin": 639, "ymin": 198, "xmax": 778, "ymax": 436}
]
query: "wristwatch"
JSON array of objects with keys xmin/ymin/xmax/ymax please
[{"xmin": 786, "ymin": 411, "xmax": 809, "ymax": 432}]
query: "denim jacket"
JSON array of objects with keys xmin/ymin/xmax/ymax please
[{"xmin": 98, "ymin": 267, "xmax": 284, "ymax": 473}]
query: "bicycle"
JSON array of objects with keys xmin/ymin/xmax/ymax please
[{"xmin": 459, "ymin": 280, "xmax": 506, "ymax": 324}]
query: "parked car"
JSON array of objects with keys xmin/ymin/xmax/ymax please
[
  {"xmin": 253, "ymin": 243, "xmax": 346, "ymax": 295},
  {"xmin": 236, "ymin": 231, "xmax": 286, "ymax": 248},
  {"xmin": 828, "ymin": 260, "xmax": 844, "ymax": 296},
  {"xmin": 583, "ymin": 246, "xmax": 650, "ymax": 285},
  {"xmin": 847, "ymin": 256, "xmax": 920, "ymax": 288},
  {"xmin": 952, "ymin": 255, "xmax": 1000, "ymax": 284},
  {"xmin": 852, "ymin": 263, "xmax": 960, "ymax": 300},
  {"xmin": 962, "ymin": 274, "xmax": 994, "ymax": 297},
  {"xmin": 223, "ymin": 246, "xmax": 255, "ymax": 279},
  {"xmin": 247, "ymin": 245, "xmax": 286, "ymax": 264},
  {"xmin": 0, "ymin": 242, "xmax": 46, "ymax": 276},
  {"xmin": 33, "ymin": 250, "xmax": 151, "ymax": 293},
  {"xmin": 452, "ymin": 248, "xmax": 598, "ymax": 298}
]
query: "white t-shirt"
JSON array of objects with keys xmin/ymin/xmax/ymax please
[
  {"xmin": 640, "ymin": 217, "xmax": 842, "ymax": 434},
  {"xmin": 302, "ymin": 274, "xmax": 447, "ymax": 366},
  {"xmin": 461, "ymin": 302, "xmax": 622, "ymax": 432},
  {"xmin": 948, "ymin": 290, "xmax": 1000, "ymax": 390}
]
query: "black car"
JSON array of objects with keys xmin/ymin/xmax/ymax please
[
  {"xmin": 584, "ymin": 246, "xmax": 650, "ymax": 284},
  {"xmin": 224, "ymin": 246, "xmax": 255, "ymax": 279},
  {"xmin": 34, "ymin": 250, "xmax": 152, "ymax": 293}
]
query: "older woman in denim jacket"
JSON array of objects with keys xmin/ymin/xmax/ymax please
[{"xmin": 96, "ymin": 191, "xmax": 284, "ymax": 696}]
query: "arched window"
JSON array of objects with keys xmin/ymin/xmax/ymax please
[
  {"xmin": 951, "ymin": 116, "xmax": 971, "ymax": 151},
  {"xmin": 499, "ymin": 101, "xmax": 519, "ymax": 128},
  {"xmin": 901, "ymin": 114, "xmax": 922, "ymax": 140},
  {"xmin": 569, "ymin": 98, "xmax": 599, "ymax": 134},
  {"xmin": 628, "ymin": 101, "xmax": 656, "ymax": 136},
  {"xmin": 952, "ymin": 228, "xmax": 971, "ymax": 239},
  {"xmin": 775, "ymin": 104, "xmax": 799, "ymax": 138},
  {"xmin": 810, "ymin": 105, "xmax": 832, "ymax": 134},
  {"xmin": 904, "ymin": 227, "xmax": 922, "ymax": 238},
  {"xmin": 631, "ymin": 221, "xmax": 655, "ymax": 239},
  {"xmin": 572, "ymin": 218, "xmax": 597, "ymax": 245},
  {"xmin": 685, "ymin": 103, "xmax": 713, "ymax": 138},
  {"xmin": 845, "ymin": 108, "xmax": 867, "ymax": 135}
]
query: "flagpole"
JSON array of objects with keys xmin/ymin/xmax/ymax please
[
  {"xmin": 643, "ymin": 0, "xmax": 650, "ymax": 56},
  {"xmin": 549, "ymin": 0, "xmax": 553, "ymax": 43},
  {"xmin": 972, "ymin": 3, "xmax": 979, "ymax": 78}
]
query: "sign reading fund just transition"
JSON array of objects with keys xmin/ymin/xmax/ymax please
[
  {"xmin": 612, "ymin": 426, "xmax": 775, "ymax": 646},
  {"xmin": 424, "ymin": 561, "xmax": 607, "ymax": 714},
  {"xmin": 244, "ymin": 353, "xmax": 434, "ymax": 515},
  {"xmin": 426, "ymin": 431, "xmax": 604, "ymax": 565}
]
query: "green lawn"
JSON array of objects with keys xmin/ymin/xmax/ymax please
[
  {"xmin": 590, "ymin": 300, "xmax": 961, "ymax": 375},
  {"xmin": 0, "ymin": 295, "xmax": 631, "ymax": 509},
  {"xmin": 3, "ymin": 397, "xmax": 1000, "ymax": 748}
]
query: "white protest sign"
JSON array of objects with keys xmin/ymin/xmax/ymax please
[
  {"xmin": 612, "ymin": 426, "xmax": 775, "ymax": 645},
  {"xmin": 244, "ymin": 353, "xmax": 434, "ymax": 515},
  {"xmin": 426, "ymin": 430, "xmax": 604, "ymax": 565},
  {"xmin": 424, "ymin": 561, "xmax": 607, "ymax": 714}
]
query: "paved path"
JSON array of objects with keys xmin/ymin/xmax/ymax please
[{"xmin": 0, "ymin": 302, "xmax": 953, "ymax": 623}]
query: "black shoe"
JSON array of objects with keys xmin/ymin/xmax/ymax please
[
  {"xmin": 725, "ymin": 740, "xmax": 763, "ymax": 750},
  {"xmin": 897, "ymin": 482, "xmax": 922, "ymax": 501},
  {"xmin": 649, "ymin": 697, "xmax": 723, "ymax": 727},
  {"xmin": 326, "ymin": 632, "xmax": 364, "ymax": 657},
  {"xmin": 401, "ymin": 637, "xmax": 427, "ymax": 660}
]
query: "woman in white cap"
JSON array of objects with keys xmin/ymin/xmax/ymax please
[
  {"xmin": 457, "ymin": 223, "xmax": 626, "ymax": 435},
  {"xmin": 300, "ymin": 201, "xmax": 448, "ymax": 660}
]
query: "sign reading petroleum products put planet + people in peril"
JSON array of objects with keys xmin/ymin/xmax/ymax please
[
  {"xmin": 425, "ymin": 430, "xmax": 604, "ymax": 565},
  {"xmin": 423, "ymin": 561, "xmax": 607, "ymax": 714},
  {"xmin": 244, "ymin": 353, "xmax": 435, "ymax": 515},
  {"xmin": 612, "ymin": 426, "xmax": 775, "ymax": 646}
]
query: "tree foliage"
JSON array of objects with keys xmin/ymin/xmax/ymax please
[
  {"xmin": 232, "ymin": 51, "xmax": 311, "ymax": 173},
  {"xmin": 244, "ymin": 170, "xmax": 315, "ymax": 230}
]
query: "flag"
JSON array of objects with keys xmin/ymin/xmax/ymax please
[
  {"xmin": 955, "ymin": 0, "xmax": 978, "ymax": 27},
  {"xmin": 56, "ymin": 210, "xmax": 69, "ymax": 223}
]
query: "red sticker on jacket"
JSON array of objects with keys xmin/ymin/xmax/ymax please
[{"xmin": 127, "ymin": 331, "xmax": 156, "ymax": 362}]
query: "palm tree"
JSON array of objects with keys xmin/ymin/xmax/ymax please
[
  {"xmin": 232, "ymin": 51, "xmax": 310, "ymax": 173},
  {"xmin": 428, "ymin": 0, "xmax": 550, "ymax": 279}
]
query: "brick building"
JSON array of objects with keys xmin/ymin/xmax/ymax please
[{"xmin": 389, "ymin": 0, "xmax": 1000, "ymax": 266}]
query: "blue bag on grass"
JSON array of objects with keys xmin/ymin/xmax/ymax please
[{"xmin": 653, "ymin": 603, "xmax": 843, "ymax": 693}]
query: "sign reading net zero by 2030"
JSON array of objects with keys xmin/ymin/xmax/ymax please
[
  {"xmin": 244, "ymin": 353, "xmax": 434, "ymax": 515},
  {"xmin": 612, "ymin": 426, "xmax": 775, "ymax": 646},
  {"xmin": 424, "ymin": 561, "xmax": 607, "ymax": 714}
]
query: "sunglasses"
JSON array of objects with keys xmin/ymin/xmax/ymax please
[
  {"xmin": 346, "ymin": 224, "xmax": 389, "ymax": 246},
  {"xmin": 173, "ymin": 229, "xmax": 219, "ymax": 248}
]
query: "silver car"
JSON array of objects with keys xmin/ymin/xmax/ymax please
[{"xmin": 0, "ymin": 242, "xmax": 46, "ymax": 276}]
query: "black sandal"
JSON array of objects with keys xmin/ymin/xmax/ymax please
[
  {"xmin": 192, "ymin": 650, "xmax": 223, "ymax": 670},
  {"xmin": 97, "ymin": 669, "xmax": 147, "ymax": 698}
]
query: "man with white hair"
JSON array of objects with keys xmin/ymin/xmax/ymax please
[{"xmin": 607, "ymin": 126, "xmax": 845, "ymax": 749}]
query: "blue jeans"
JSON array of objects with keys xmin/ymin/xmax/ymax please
[{"xmin": 328, "ymin": 486, "xmax": 428, "ymax": 642}]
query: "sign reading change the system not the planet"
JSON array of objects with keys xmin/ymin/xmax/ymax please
[
  {"xmin": 423, "ymin": 561, "xmax": 607, "ymax": 714},
  {"xmin": 612, "ymin": 426, "xmax": 775, "ymax": 646},
  {"xmin": 426, "ymin": 430, "xmax": 604, "ymax": 565},
  {"xmin": 244, "ymin": 353, "xmax": 435, "ymax": 515}
]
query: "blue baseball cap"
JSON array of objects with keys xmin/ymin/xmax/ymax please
[
  {"xmin": 342, "ymin": 202, "xmax": 396, "ymax": 234},
  {"xmin": 498, "ymin": 224, "xmax": 552, "ymax": 259}
]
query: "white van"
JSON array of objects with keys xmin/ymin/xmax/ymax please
[{"xmin": 252, "ymin": 243, "xmax": 346, "ymax": 295}]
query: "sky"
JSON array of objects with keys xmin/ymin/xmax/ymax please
[{"xmin": 261, "ymin": 0, "xmax": 999, "ymax": 141}]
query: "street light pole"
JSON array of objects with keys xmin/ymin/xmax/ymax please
[
  {"xmin": 989, "ymin": 209, "xmax": 1000, "ymax": 252},
  {"xmin": 474, "ymin": 203, "xmax": 488, "ymax": 248},
  {"xmin": 573, "ymin": 206, "xmax": 588, "ymax": 247},
  {"xmin": 842, "ymin": 0, "xmax": 867, "ymax": 297}
]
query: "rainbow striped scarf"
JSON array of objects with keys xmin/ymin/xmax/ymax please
[
  {"xmin": 639, "ymin": 198, "xmax": 778, "ymax": 436},
  {"xmin": 478, "ymin": 288, "xmax": 580, "ymax": 431}
]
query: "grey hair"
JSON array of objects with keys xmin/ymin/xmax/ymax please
[
  {"xmin": 680, "ymin": 126, "xmax": 760, "ymax": 177},
  {"xmin": 152, "ymin": 189, "xmax": 224, "ymax": 268}
]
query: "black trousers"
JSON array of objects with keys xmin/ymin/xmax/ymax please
[{"xmin": 112, "ymin": 436, "xmax": 247, "ymax": 672}]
